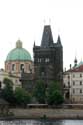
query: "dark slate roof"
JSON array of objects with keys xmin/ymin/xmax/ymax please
[
  {"xmin": 57, "ymin": 35, "xmax": 62, "ymax": 45},
  {"xmin": 41, "ymin": 25, "xmax": 54, "ymax": 47}
]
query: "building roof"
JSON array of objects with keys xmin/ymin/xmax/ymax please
[
  {"xmin": 6, "ymin": 40, "xmax": 31, "ymax": 61},
  {"xmin": 41, "ymin": 25, "xmax": 54, "ymax": 47},
  {"xmin": 66, "ymin": 61, "xmax": 83, "ymax": 72},
  {"xmin": 76, "ymin": 61, "xmax": 83, "ymax": 67}
]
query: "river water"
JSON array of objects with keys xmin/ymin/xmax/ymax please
[{"xmin": 0, "ymin": 120, "xmax": 83, "ymax": 125}]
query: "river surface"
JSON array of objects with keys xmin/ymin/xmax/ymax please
[{"xmin": 0, "ymin": 120, "xmax": 83, "ymax": 125}]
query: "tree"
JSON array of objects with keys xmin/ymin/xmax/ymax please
[
  {"xmin": 3, "ymin": 78, "xmax": 13, "ymax": 85},
  {"xmin": 14, "ymin": 87, "xmax": 31, "ymax": 106},
  {"xmin": 47, "ymin": 81, "xmax": 60, "ymax": 92},
  {"xmin": 47, "ymin": 90, "xmax": 64, "ymax": 105},
  {"xmin": 2, "ymin": 78, "xmax": 15, "ymax": 104},
  {"xmin": 47, "ymin": 81, "xmax": 64, "ymax": 105},
  {"xmin": 33, "ymin": 80, "xmax": 46, "ymax": 103}
]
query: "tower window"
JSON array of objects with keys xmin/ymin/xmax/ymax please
[
  {"xmin": 47, "ymin": 58, "xmax": 49, "ymax": 62},
  {"xmin": 20, "ymin": 64, "xmax": 24, "ymax": 71},
  {"xmin": 38, "ymin": 58, "xmax": 41, "ymax": 63},
  {"xmin": 38, "ymin": 58, "xmax": 40, "ymax": 62},
  {"xmin": 12, "ymin": 64, "xmax": 15, "ymax": 71},
  {"xmin": 45, "ymin": 58, "xmax": 49, "ymax": 63}
]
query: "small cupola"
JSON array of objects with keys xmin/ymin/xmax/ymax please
[{"xmin": 16, "ymin": 40, "xmax": 22, "ymax": 48}]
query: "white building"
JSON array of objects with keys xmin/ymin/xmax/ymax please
[{"xmin": 63, "ymin": 61, "xmax": 83, "ymax": 103}]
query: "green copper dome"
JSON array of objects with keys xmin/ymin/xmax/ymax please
[{"xmin": 6, "ymin": 40, "xmax": 31, "ymax": 61}]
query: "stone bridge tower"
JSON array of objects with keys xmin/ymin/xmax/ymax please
[{"xmin": 33, "ymin": 25, "xmax": 63, "ymax": 87}]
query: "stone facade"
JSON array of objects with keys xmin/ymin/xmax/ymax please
[
  {"xmin": 33, "ymin": 25, "xmax": 63, "ymax": 87},
  {"xmin": 5, "ymin": 60, "xmax": 33, "ymax": 75},
  {"xmin": 20, "ymin": 72, "xmax": 35, "ymax": 92}
]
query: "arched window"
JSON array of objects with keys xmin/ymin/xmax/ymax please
[
  {"xmin": 20, "ymin": 64, "xmax": 24, "ymax": 71},
  {"xmin": 12, "ymin": 64, "xmax": 15, "ymax": 71}
]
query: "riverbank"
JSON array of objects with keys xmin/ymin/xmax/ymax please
[{"xmin": 6, "ymin": 108, "xmax": 83, "ymax": 120}]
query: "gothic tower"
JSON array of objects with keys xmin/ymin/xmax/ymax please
[{"xmin": 33, "ymin": 25, "xmax": 63, "ymax": 86}]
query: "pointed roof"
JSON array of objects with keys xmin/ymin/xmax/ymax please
[
  {"xmin": 74, "ymin": 56, "xmax": 77, "ymax": 64},
  {"xmin": 34, "ymin": 41, "xmax": 35, "ymax": 47},
  {"xmin": 57, "ymin": 35, "xmax": 62, "ymax": 45},
  {"xmin": 41, "ymin": 25, "xmax": 54, "ymax": 47}
]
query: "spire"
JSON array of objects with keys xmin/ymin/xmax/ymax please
[
  {"xmin": 74, "ymin": 57, "xmax": 77, "ymax": 67},
  {"xmin": 41, "ymin": 25, "xmax": 53, "ymax": 47},
  {"xmin": 34, "ymin": 41, "xmax": 35, "ymax": 47},
  {"xmin": 57, "ymin": 35, "xmax": 62, "ymax": 45}
]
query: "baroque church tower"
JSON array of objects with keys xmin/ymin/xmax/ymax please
[{"xmin": 33, "ymin": 25, "xmax": 63, "ymax": 86}]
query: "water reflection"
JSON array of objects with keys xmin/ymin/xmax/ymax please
[{"xmin": 0, "ymin": 120, "xmax": 83, "ymax": 125}]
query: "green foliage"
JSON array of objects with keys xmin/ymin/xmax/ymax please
[
  {"xmin": 2, "ymin": 78, "xmax": 63, "ymax": 106},
  {"xmin": 14, "ymin": 87, "xmax": 31, "ymax": 106},
  {"xmin": 47, "ymin": 81, "xmax": 64, "ymax": 105},
  {"xmin": 2, "ymin": 78, "xmax": 15, "ymax": 104},
  {"xmin": 48, "ymin": 81, "xmax": 60, "ymax": 93},
  {"xmin": 47, "ymin": 90, "xmax": 64, "ymax": 105},
  {"xmin": 3, "ymin": 78, "xmax": 13, "ymax": 85},
  {"xmin": 33, "ymin": 80, "xmax": 46, "ymax": 103},
  {"xmin": 2, "ymin": 78, "xmax": 31, "ymax": 106}
]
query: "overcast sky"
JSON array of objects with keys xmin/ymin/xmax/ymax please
[{"xmin": 0, "ymin": 0, "xmax": 83, "ymax": 70}]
